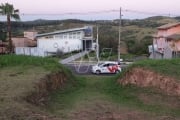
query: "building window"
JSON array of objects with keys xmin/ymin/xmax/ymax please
[
  {"xmin": 45, "ymin": 36, "xmax": 53, "ymax": 39},
  {"xmin": 69, "ymin": 33, "xmax": 72, "ymax": 39},
  {"xmin": 77, "ymin": 32, "xmax": 81, "ymax": 39},
  {"xmin": 73, "ymin": 32, "xmax": 76, "ymax": 39},
  {"xmin": 63, "ymin": 34, "xmax": 67, "ymax": 39},
  {"xmin": 54, "ymin": 34, "xmax": 63, "ymax": 39},
  {"xmin": 60, "ymin": 35, "xmax": 63, "ymax": 39}
]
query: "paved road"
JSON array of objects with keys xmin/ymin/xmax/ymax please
[
  {"xmin": 65, "ymin": 64, "xmax": 92, "ymax": 75},
  {"xmin": 65, "ymin": 63, "xmax": 128, "ymax": 75},
  {"xmin": 60, "ymin": 50, "xmax": 130, "ymax": 75}
]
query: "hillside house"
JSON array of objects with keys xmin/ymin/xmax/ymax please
[
  {"xmin": 36, "ymin": 26, "xmax": 94, "ymax": 54},
  {"xmin": 12, "ymin": 31, "xmax": 37, "ymax": 48},
  {"xmin": 149, "ymin": 22, "xmax": 180, "ymax": 59}
]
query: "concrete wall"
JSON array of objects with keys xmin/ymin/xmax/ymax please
[
  {"xmin": 15, "ymin": 47, "xmax": 47, "ymax": 57},
  {"xmin": 163, "ymin": 46, "xmax": 172, "ymax": 59},
  {"xmin": 24, "ymin": 31, "xmax": 37, "ymax": 40},
  {"xmin": 12, "ymin": 38, "xmax": 29, "ymax": 47},
  {"xmin": 37, "ymin": 39, "xmax": 82, "ymax": 53},
  {"xmin": 175, "ymin": 40, "xmax": 180, "ymax": 51},
  {"xmin": 12, "ymin": 37, "xmax": 36, "ymax": 47},
  {"xmin": 149, "ymin": 52, "xmax": 163, "ymax": 59}
]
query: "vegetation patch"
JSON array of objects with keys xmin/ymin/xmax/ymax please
[
  {"xmin": 0, "ymin": 55, "xmax": 74, "ymax": 119},
  {"xmin": 119, "ymin": 67, "xmax": 180, "ymax": 96},
  {"xmin": 0, "ymin": 55, "xmax": 180, "ymax": 119},
  {"xmin": 130, "ymin": 58, "xmax": 180, "ymax": 80}
]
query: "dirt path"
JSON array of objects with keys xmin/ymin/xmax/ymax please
[{"xmin": 48, "ymin": 75, "xmax": 180, "ymax": 120}]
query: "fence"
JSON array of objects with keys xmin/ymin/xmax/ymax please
[{"xmin": 15, "ymin": 47, "xmax": 48, "ymax": 57}]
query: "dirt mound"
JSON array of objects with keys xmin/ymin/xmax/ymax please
[
  {"xmin": 26, "ymin": 71, "xmax": 67, "ymax": 105},
  {"xmin": 118, "ymin": 68, "xmax": 180, "ymax": 96}
]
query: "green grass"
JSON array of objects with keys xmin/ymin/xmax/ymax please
[
  {"xmin": 47, "ymin": 75, "xmax": 113, "ymax": 118},
  {"xmin": 47, "ymin": 59, "xmax": 180, "ymax": 118},
  {"xmin": 0, "ymin": 55, "xmax": 179, "ymax": 119},
  {"xmin": 130, "ymin": 58, "xmax": 180, "ymax": 80},
  {"xmin": 102, "ymin": 76, "xmax": 180, "ymax": 116},
  {"xmin": 48, "ymin": 74, "xmax": 180, "ymax": 118},
  {"xmin": 0, "ymin": 55, "xmax": 74, "ymax": 79},
  {"xmin": 0, "ymin": 55, "xmax": 75, "ymax": 119},
  {"xmin": 0, "ymin": 55, "xmax": 60, "ymax": 70}
]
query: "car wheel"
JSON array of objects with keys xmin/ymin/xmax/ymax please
[
  {"xmin": 96, "ymin": 70, "xmax": 101, "ymax": 74},
  {"xmin": 115, "ymin": 70, "xmax": 120, "ymax": 74}
]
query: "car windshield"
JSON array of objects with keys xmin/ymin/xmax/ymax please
[{"xmin": 97, "ymin": 63, "xmax": 103, "ymax": 66}]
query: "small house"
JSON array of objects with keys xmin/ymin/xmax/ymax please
[{"xmin": 149, "ymin": 22, "xmax": 180, "ymax": 59}]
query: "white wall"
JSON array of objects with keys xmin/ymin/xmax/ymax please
[
  {"xmin": 37, "ymin": 38, "xmax": 82, "ymax": 53},
  {"xmin": 163, "ymin": 46, "xmax": 172, "ymax": 59},
  {"xmin": 15, "ymin": 47, "xmax": 47, "ymax": 57}
]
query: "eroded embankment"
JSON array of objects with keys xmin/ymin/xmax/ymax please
[
  {"xmin": 118, "ymin": 68, "xmax": 180, "ymax": 96},
  {"xmin": 26, "ymin": 71, "xmax": 68, "ymax": 105}
]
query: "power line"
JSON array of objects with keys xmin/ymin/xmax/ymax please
[
  {"xmin": 20, "ymin": 9, "xmax": 118, "ymax": 16},
  {"xmin": 19, "ymin": 8, "xmax": 180, "ymax": 17},
  {"xmin": 123, "ymin": 9, "xmax": 178, "ymax": 17}
]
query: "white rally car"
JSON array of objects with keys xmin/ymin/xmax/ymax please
[{"xmin": 91, "ymin": 61, "xmax": 121, "ymax": 74}]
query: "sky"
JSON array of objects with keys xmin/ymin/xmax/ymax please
[{"xmin": 0, "ymin": 0, "xmax": 180, "ymax": 21}]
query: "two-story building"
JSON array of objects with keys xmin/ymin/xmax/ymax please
[
  {"xmin": 36, "ymin": 26, "xmax": 94, "ymax": 54},
  {"xmin": 149, "ymin": 22, "xmax": 180, "ymax": 59}
]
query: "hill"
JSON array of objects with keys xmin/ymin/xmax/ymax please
[
  {"xmin": 0, "ymin": 55, "xmax": 180, "ymax": 119},
  {"xmin": 118, "ymin": 59, "xmax": 180, "ymax": 95},
  {"xmin": 0, "ymin": 16, "xmax": 180, "ymax": 55},
  {"xmin": 0, "ymin": 55, "xmax": 74, "ymax": 119}
]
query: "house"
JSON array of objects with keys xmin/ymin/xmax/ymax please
[
  {"xmin": 12, "ymin": 31, "xmax": 37, "ymax": 48},
  {"xmin": 36, "ymin": 26, "xmax": 94, "ymax": 54},
  {"xmin": 15, "ymin": 26, "xmax": 95, "ymax": 57},
  {"xmin": 149, "ymin": 22, "xmax": 180, "ymax": 59}
]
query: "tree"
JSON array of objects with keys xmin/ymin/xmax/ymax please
[
  {"xmin": 0, "ymin": 29, "xmax": 7, "ymax": 41},
  {"xmin": 0, "ymin": 3, "xmax": 20, "ymax": 53}
]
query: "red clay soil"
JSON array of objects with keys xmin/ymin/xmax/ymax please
[{"xmin": 118, "ymin": 67, "xmax": 180, "ymax": 96}]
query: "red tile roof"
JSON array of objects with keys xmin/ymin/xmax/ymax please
[{"xmin": 157, "ymin": 22, "xmax": 180, "ymax": 30}]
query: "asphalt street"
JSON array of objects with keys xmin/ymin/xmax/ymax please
[{"xmin": 65, "ymin": 63, "xmax": 128, "ymax": 75}]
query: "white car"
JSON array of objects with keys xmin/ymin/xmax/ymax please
[{"xmin": 91, "ymin": 61, "xmax": 121, "ymax": 74}]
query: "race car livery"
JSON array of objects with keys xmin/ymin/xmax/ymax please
[{"xmin": 91, "ymin": 61, "xmax": 121, "ymax": 74}]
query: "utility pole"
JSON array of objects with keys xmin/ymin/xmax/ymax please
[
  {"xmin": 96, "ymin": 25, "xmax": 99, "ymax": 62},
  {"xmin": 118, "ymin": 7, "xmax": 122, "ymax": 62}
]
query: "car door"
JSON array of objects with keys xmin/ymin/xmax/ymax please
[
  {"xmin": 100, "ymin": 63, "xmax": 109, "ymax": 73},
  {"xmin": 107, "ymin": 63, "xmax": 118, "ymax": 73}
]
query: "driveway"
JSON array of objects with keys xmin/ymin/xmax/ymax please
[{"xmin": 60, "ymin": 51, "xmax": 89, "ymax": 64}]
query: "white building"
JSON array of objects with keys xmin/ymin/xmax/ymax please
[{"xmin": 36, "ymin": 26, "xmax": 94, "ymax": 54}]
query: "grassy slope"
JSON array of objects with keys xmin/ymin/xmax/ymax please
[
  {"xmin": 0, "ymin": 55, "xmax": 60, "ymax": 70},
  {"xmin": 48, "ymin": 59, "xmax": 180, "ymax": 119},
  {"xmin": 108, "ymin": 59, "xmax": 180, "ymax": 115},
  {"xmin": 129, "ymin": 58, "xmax": 180, "ymax": 80},
  {"xmin": 0, "ymin": 55, "xmax": 179, "ymax": 119},
  {"xmin": 0, "ymin": 55, "xmax": 73, "ymax": 119}
]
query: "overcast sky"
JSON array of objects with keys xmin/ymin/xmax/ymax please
[{"xmin": 0, "ymin": 0, "xmax": 180, "ymax": 21}]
